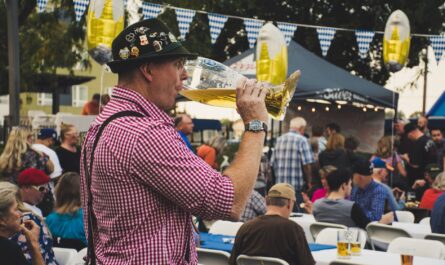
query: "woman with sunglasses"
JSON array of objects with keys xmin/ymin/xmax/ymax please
[
  {"xmin": 0, "ymin": 127, "xmax": 54, "ymax": 183},
  {"xmin": 0, "ymin": 181, "xmax": 45, "ymax": 265}
]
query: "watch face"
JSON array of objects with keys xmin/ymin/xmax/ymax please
[{"xmin": 251, "ymin": 121, "xmax": 262, "ymax": 131}]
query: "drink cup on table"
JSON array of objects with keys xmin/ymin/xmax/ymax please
[
  {"xmin": 349, "ymin": 228, "xmax": 362, "ymax": 256},
  {"xmin": 401, "ymin": 254, "xmax": 413, "ymax": 265},
  {"xmin": 337, "ymin": 230, "xmax": 351, "ymax": 259}
]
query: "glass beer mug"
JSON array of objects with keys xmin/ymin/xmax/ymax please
[{"xmin": 180, "ymin": 57, "xmax": 300, "ymax": 120}]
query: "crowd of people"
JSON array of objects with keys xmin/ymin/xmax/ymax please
[{"xmin": 0, "ymin": 18, "xmax": 444, "ymax": 265}]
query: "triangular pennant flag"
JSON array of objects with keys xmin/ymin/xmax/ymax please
[
  {"xmin": 244, "ymin": 18, "xmax": 264, "ymax": 48},
  {"xmin": 430, "ymin": 35, "xmax": 445, "ymax": 63},
  {"xmin": 316, "ymin": 27, "xmax": 336, "ymax": 57},
  {"xmin": 277, "ymin": 22, "xmax": 298, "ymax": 45},
  {"xmin": 73, "ymin": 0, "xmax": 90, "ymax": 22},
  {"xmin": 36, "ymin": 0, "xmax": 49, "ymax": 13},
  {"xmin": 175, "ymin": 8, "xmax": 196, "ymax": 40},
  {"xmin": 142, "ymin": 2, "xmax": 162, "ymax": 20},
  {"xmin": 208, "ymin": 13, "xmax": 228, "ymax": 44},
  {"xmin": 355, "ymin": 30, "xmax": 375, "ymax": 59}
]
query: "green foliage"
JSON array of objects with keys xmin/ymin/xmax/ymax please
[{"xmin": 0, "ymin": 0, "xmax": 89, "ymax": 95}]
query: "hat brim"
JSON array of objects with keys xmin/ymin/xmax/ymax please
[{"xmin": 107, "ymin": 45, "xmax": 197, "ymax": 73}]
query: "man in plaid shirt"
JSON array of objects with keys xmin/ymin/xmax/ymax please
[
  {"xmin": 81, "ymin": 19, "xmax": 269, "ymax": 264},
  {"xmin": 271, "ymin": 117, "xmax": 315, "ymax": 210}
]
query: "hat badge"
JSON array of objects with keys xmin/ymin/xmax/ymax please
[
  {"xmin": 139, "ymin": 35, "xmax": 149, "ymax": 46},
  {"xmin": 130, "ymin": 46, "xmax": 140, "ymax": 57},
  {"xmin": 119, "ymin": 47, "xmax": 130, "ymax": 59},
  {"xmin": 168, "ymin": 32, "xmax": 177, "ymax": 43}
]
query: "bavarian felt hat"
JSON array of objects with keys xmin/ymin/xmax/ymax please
[{"xmin": 107, "ymin": 18, "xmax": 197, "ymax": 73}]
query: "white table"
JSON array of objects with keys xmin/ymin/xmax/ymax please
[
  {"xmin": 290, "ymin": 213, "xmax": 316, "ymax": 243},
  {"xmin": 312, "ymin": 249, "xmax": 445, "ymax": 265},
  {"xmin": 392, "ymin": 222, "xmax": 431, "ymax": 239}
]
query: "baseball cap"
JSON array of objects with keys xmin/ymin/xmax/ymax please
[
  {"xmin": 426, "ymin": 164, "xmax": 442, "ymax": 179},
  {"xmin": 17, "ymin": 168, "xmax": 50, "ymax": 186},
  {"xmin": 371, "ymin": 157, "xmax": 394, "ymax": 171},
  {"xmin": 267, "ymin": 183, "xmax": 296, "ymax": 201},
  {"xmin": 37, "ymin": 128, "xmax": 57, "ymax": 141},
  {"xmin": 352, "ymin": 157, "xmax": 373, "ymax": 176},
  {"xmin": 403, "ymin": 123, "xmax": 417, "ymax": 134}
]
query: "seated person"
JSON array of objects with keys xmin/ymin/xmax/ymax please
[
  {"xmin": 311, "ymin": 165, "xmax": 336, "ymax": 202},
  {"xmin": 229, "ymin": 183, "xmax": 315, "ymax": 265},
  {"xmin": 46, "ymin": 172, "xmax": 86, "ymax": 250},
  {"xmin": 0, "ymin": 181, "xmax": 44, "ymax": 265},
  {"xmin": 313, "ymin": 168, "xmax": 393, "ymax": 228},
  {"xmin": 371, "ymin": 157, "xmax": 405, "ymax": 210},
  {"xmin": 239, "ymin": 190, "xmax": 266, "ymax": 222},
  {"xmin": 431, "ymin": 193, "xmax": 445, "ymax": 234},
  {"xmin": 419, "ymin": 172, "xmax": 445, "ymax": 210},
  {"xmin": 351, "ymin": 158, "xmax": 393, "ymax": 222},
  {"xmin": 412, "ymin": 163, "xmax": 441, "ymax": 201}
]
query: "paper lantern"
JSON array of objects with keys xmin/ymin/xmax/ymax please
[
  {"xmin": 383, "ymin": 10, "xmax": 411, "ymax": 72},
  {"xmin": 87, "ymin": 0, "xmax": 124, "ymax": 65},
  {"xmin": 256, "ymin": 22, "xmax": 288, "ymax": 85}
]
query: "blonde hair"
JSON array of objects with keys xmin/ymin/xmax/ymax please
[
  {"xmin": 60, "ymin": 123, "xmax": 75, "ymax": 142},
  {"xmin": 0, "ymin": 181, "xmax": 19, "ymax": 217},
  {"xmin": 207, "ymin": 135, "xmax": 226, "ymax": 154},
  {"xmin": 326, "ymin": 134, "xmax": 345, "ymax": 151},
  {"xmin": 433, "ymin": 172, "xmax": 445, "ymax": 191},
  {"xmin": 55, "ymin": 172, "xmax": 81, "ymax": 214},
  {"xmin": 319, "ymin": 165, "xmax": 337, "ymax": 179},
  {"xmin": 375, "ymin": 136, "xmax": 393, "ymax": 158},
  {"xmin": 0, "ymin": 127, "xmax": 32, "ymax": 174}
]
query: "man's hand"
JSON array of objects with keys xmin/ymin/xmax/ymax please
[
  {"xmin": 412, "ymin": 179, "xmax": 426, "ymax": 189},
  {"xmin": 236, "ymin": 79, "xmax": 268, "ymax": 124},
  {"xmin": 379, "ymin": 212, "xmax": 394, "ymax": 224}
]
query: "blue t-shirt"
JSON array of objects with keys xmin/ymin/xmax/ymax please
[
  {"xmin": 46, "ymin": 208, "xmax": 87, "ymax": 245},
  {"xmin": 431, "ymin": 193, "xmax": 445, "ymax": 234}
]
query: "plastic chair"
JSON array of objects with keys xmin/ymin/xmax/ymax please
[
  {"xmin": 73, "ymin": 248, "xmax": 87, "ymax": 265},
  {"xmin": 395, "ymin": 211, "xmax": 415, "ymax": 223},
  {"xmin": 208, "ymin": 220, "xmax": 244, "ymax": 236},
  {"xmin": 315, "ymin": 228, "xmax": 345, "ymax": 246},
  {"xmin": 387, "ymin": 237, "xmax": 445, "ymax": 259},
  {"xmin": 329, "ymin": 261, "xmax": 367, "ymax": 265},
  {"xmin": 53, "ymin": 247, "xmax": 78, "ymax": 265},
  {"xmin": 196, "ymin": 247, "xmax": 230, "ymax": 265},
  {"xmin": 425, "ymin": 233, "xmax": 445, "ymax": 246},
  {"xmin": 309, "ymin": 222, "xmax": 347, "ymax": 242},
  {"xmin": 237, "ymin": 255, "xmax": 289, "ymax": 265},
  {"xmin": 419, "ymin": 217, "xmax": 430, "ymax": 225},
  {"xmin": 366, "ymin": 222, "xmax": 411, "ymax": 251}
]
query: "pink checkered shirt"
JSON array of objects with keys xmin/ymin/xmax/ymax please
[{"xmin": 80, "ymin": 87, "xmax": 234, "ymax": 264}]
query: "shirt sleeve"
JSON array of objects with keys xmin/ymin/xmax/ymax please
[
  {"xmin": 367, "ymin": 187, "xmax": 386, "ymax": 221},
  {"xmin": 299, "ymin": 138, "xmax": 315, "ymax": 166},
  {"xmin": 131, "ymin": 122, "xmax": 234, "ymax": 220},
  {"xmin": 351, "ymin": 203, "xmax": 371, "ymax": 229}
]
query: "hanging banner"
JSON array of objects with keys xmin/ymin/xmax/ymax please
[
  {"xmin": 430, "ymin": 35, "xmax": 445, "ymax": 63},
  {"xmin": 74, "ymin": 0, "xmax": 91, "ymax": 22},
  {"xmin": 87, "ymin": 0, "xmax": 124, "ymax": 64},
  {"xmin": 277, "ymin": 22, "xmax": 298, "ymax": 46},
  {"xmin": 208, "ymin": 13, "xmax": 228, "ymax": 44},
  {"xmin": 316, "ymin": 27, "xmax": 336, "ymax": 57},
  {"xmin": 256, "ymin": 22, "xmax": 287, "ymax": 85},
  {"xmin": 383, "ymin": 10, "xmax": 411, "ymax": 72},
  {"xmin": 175, "ymin": 8, "xmax": 196, "ymax": 40},
  {"xmin": 37, "ymin": 0, "xmax": 49, "ymax": 13},
  {"xmin": 244, "ymin": 18, "xmax": 264, "ymax": 48},
  {"xmin": 355, "ymin": 30, "xmax": 375, "ymax": 59},
  {"xmin": 142, "ymin": 2, "xmax": 163, "ymax": 20}
]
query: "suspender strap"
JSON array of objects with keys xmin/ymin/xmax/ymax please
[{"xmin": 83, "ymin": 111, "xmax": 144, "ymax": 265}]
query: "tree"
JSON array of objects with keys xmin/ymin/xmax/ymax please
[{"xmin": 0, "ymin": 0, "xmax": 89, "ymax": 95}]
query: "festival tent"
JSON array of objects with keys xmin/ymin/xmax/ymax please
[
  {"xmin": 427, "ymin": 91, "xmax": 445, "ymax": 117},
  {"xmin": 224, "ymin": 40, "xmax": 398, "ymax": 109}
]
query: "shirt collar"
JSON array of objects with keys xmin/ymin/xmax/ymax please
[
  {"xmin": 111, "ymin": 86, "xmax": 173, "ymax": 124},
  {"xmin": 360, "ymin": 179, "xmax": 376, "ymax": 192}
]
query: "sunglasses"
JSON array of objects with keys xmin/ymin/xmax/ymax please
[{"xmin": 31, "ymin": 185, "xmax": 48, "ymax": 192}]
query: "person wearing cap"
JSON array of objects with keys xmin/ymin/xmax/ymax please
[
  {"xmin": 403, "ymin": 122, "xmax": 437, "ymax": 187},
  {"xmin": 81, "ymin": 18, "xmax": 269, "ymax": 264},
  {"xmin": 230, "ymin": 183, "xmax": 315, "ymax": 265},
  {"xmin": 313, "ymin": 168, "xmax": 393, "ymax": 229},
  {"xmin": 412, "ymin": 163, "xmax": 442, "ymax": 200},
  {"xmin": 419, "ymin": 172, "xmax": 445, "ymax": 210},
  {"xmin": 371, "ymin": 157, "xmax": 405, "ymax": 210},
  {"xmin": 350, "ymin": 158, "xmax": 394, "ymax": 222}
]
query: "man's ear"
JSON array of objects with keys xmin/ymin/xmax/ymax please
[{"xmin": 139, "ymin": 63, "xmax": 153, "ymax": 82}]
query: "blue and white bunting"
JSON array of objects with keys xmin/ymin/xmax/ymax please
[
  {"xmin": 175, "ymin": 8, "xmax": 196, "ymax": 40},
  {"xmin": 36, "ymin": 0, "xmax": 49, "ymax": 13},
  {"xmin": 316, "ymin": 27, "xmax": 336, "ymax": 57},
  {"xmin": 73, "ymin": 0, "xmax": 90, "ymax": 22},
  {"xmin": 277, "ymin": 22, "xmax": 298, "ymax": 46},
  {"xmin": 355, "ymin": 30, "xmax": 375, "ymax": 59},
  {"xmin": 142, "ymin": 2, "xmax": 163, "ymax": 20},
  {"xmin": 430, "ymin": 35, "xmax": 445, "ymax": 63},
  {"xmin": 208, "ymin": 13, "xmax": 228, "ymax": 44},
  {"xmin": 244, "ymin": 18, "xmax": 264, "ymax": 48}
]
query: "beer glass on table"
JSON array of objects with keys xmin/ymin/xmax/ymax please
[
  {"xmin": 181, "ymin": 57, "xmax": 300, "ymax": 120},
  {"xmin": 337, "ymin": 230, "xmax": 351, "ymax": 259},
  {"xmin": 349, "ymin": 228, "xmax": 362, "ymax": 256}
]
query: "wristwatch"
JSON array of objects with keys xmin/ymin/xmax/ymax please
[{"xmin": 245, "ymin": 120, "xmax": 268, "ymax": 133}]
